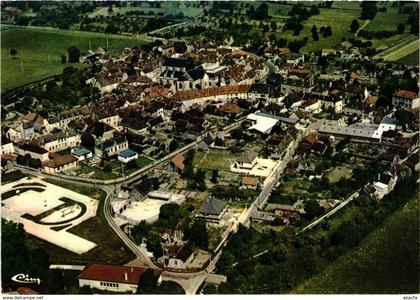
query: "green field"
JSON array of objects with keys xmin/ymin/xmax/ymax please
[
  {"xmin": 364, "ymin": 5, "xmax": 409, "ymax": 32},
  {"xmin": 193, "ymin": 151, "xmax": 237, "ymax": 172},
  {"xmin": 89, "ymin": 2, "xmax": 204, "ymax": 18},
  {"xmin": 326, "ymin": 166, "xmax": 352, "ymax": 183},
  {"xmin": 1, "ymin": 26, "xmax": 147, "ymax": 91},
  {"xmin": 295, "ymin": 194, "xmax": 419, "ymax": 294},
  {"xmin": 397, "ymin": 50, "xmax": 419, "ymax": 65}
]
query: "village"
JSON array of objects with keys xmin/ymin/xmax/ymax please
[{"xmin": 1, "ymin": 34, "xmax": 419, "ymax": 295}]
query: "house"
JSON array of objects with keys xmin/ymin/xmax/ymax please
[
  {"xmin": 197, "ymin": 140, "xmax": 210, "ymax": 152},
  {"xmin": 37, "ymin": 130, "xmax": 81, "ymax": 152},
  {"xmin": 197, "ymin": 197, "xmax": 228, "ymax": 223},
  {"xmin": 43, "ymin": 154, "xmax": 78, "ymax": 174},
  {"xmin": 219, "ymin": 102, "xmax": 245, "ymax": 117},
  {"xmin": 1, "ymin": 135, "xmax": 14, "ymax": 156},
  {"xmin": 392, "ymin": 90, "xmax": 420, "ymax": 110},
  {"xmin": 16, "ymin": 143, "xmax": 49, "ymax": 162},
  {"xmin": 166, "ymin": 242, "xmax": 194, "ymax": 269},
  {"xmin": 71, "ymin": 147, "xmax": 93, "ymax": 161},
  {"xmin": 251, "ymin": 210, "xmax": 276, "ymax": 224},
  {"xmin": 78, "ymin": 263, "xmax": 161, "ymax": 294},
  {"xmin": 241, "ymin": 176, "xmax": 259, "ymax": 190},
  {"xmin": 236, "ymin": 150, "xmax": 258, "ymax": 169},
  {"xmin": 22, "ymin": 112, "xmax": 45, "ymax": 132},
  {"xmin": 372, "ymin": 172, "xmax": 398, "ymax": 200},
  {"xmin": 86, "ymin": 122, "xmax": 115, "ymax": 142},
  {"xmin": 168, "ymin": 153, "xmax": 185, "ymax": 173},
  {"xmin": 95, "ymin": 137, "xmax": 129, "ymax": 158},
  {"xmin": 118, "ymin": 149, "xmax": 138, "ymax": 164},
  {"xmin": 246, "ymin": 112, "xmax": 279, "ymax": 134}
]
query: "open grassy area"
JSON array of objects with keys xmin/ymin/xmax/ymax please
[
  {"xmin": 380, "ymin": 38, "xmax": 420, "ymax": 61},
  {"xmin": 397, "ymin": 50, "xmax": 419, "ymax": 65},
  {"xmin": 295, "ymin": 194, "xmax": 419, "ymax": 294},
  {"xmin": 90, "ymin": 2, "xmax": 204, "ymax": 18},
  {"xmin": 364, "ymin": 5, "xmax": 409, "ymax": 32},
  {"xmin": 1, "ymin": 26, "xmax": 146, "ymax": 91},
  {"xmin": 193, "ymin": 151, "xmax": 237, "ymax": 172},
  {"xmin": 326, "ymin": 166, "xmax": 352, "ymax": 183}
]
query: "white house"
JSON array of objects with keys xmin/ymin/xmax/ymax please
[
  {"xmin": 118, "ymin": 149, "xmax": 138, "ymax": 164},
  {"xmin": 78, "ymin": 263, "xmax": 162, "ymax": 294},
  {"xmin": 235, "ymin": 149, "xmax": 258, "ymax": 170},
  {"xmin": 71, "ymin": 148, "xmax": 93, "ymax": 161},
  {"xmin": 1, "ymin": 136, "xmax": 14, "ymax": 155},
  {"xmin": 95, "ymin": 136, "xmax": 129, "ymax": 158},
  {"xmin": 392, "ymin": 90, "xmax": 420, "ymax": 110},
  {"xmin": 43, "ymin": 154, "xmax": 78, "ymax": 174}
]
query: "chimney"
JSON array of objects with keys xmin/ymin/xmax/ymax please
[{"xmin": 124, "ymin": 272, "xmax": 128, "ymax": 281}]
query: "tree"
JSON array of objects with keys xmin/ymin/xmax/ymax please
[
  {"xmin": 323, "ymin": 26, "xmax": 332, "ymax": 37},
  {"xmin": 174, "ymin": 41, "xmax": 187, "ymax": 53},
  {"xmin": 146, "ymin": 231, "xmax": 163, "ymax": 257},
  {"xmin": 270, "ymin": 21, "xmax": 277, "ymax": 31},
  {"xmin": 81, "ymin": 132, "xmax": 95, "ymax": 149},
  {"xmin": 136, "ymin": 269, "xmax": 158, "ymax": 294},
  {"xmin": 211, "ymin": 169, "xmax": 219, "ymax": 183},
  {"xmin": 350, "ymin": 19, "xmax": 360, "ymax": 33},
  {"xmin": 169, "ymin": 139, "xmax": 179, "ymax": 152},
  {"xmin": 67, "ymin": 46, "xmax": 81, "ymax": 63},
  {"xmin": 397, "ymin": 23, "xmax": 405, "ymax": 34},
  {"xmin": 60, "ymin": 54, "xmax": 67, "ymax": 64},
  {"xmin": 304, "ymin": 199, "xmax": 323, "ymax": 220},
  {"xmin": 190, "ymin": 219, "xmax": 209, "ymax": 249},
  {"xmin": 107, "ymin": 5, "xmax": 113, "ymax": 14},
  {"xmin": 10, "ymin": 49, "xmax": 17, "ymax": 59},
  {"xmin": 311, "ymin": 25, "xmax": 318, "ymax": 41}
]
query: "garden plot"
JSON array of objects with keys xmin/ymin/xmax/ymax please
[{"xmin": 1, "ymin": 177, "xmax": 98, "ymax": 254}]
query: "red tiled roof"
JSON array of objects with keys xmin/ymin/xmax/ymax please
[
  {"xmin": 44, "ymin": 154, "xmax": 77, "ymax": 168},
  {"xmin": 172, "ymin": 85, "xmax": 250, "ymax": 102},
  {"xmin": 171, "ymin": 153, "xmax": 185, "ymax": 171},
  {"xmin": 78, "ymin": 263, "xmax": 157, "ymax": 285},
  {"xmin": 393, "ymin": 90, "xmax": 418, "ymax": 100},
  {"xmin": 16, "ymin": 287, "xmax": 38, "ymax": 295},
  {"xmin": 219, "ymin": 103, "xmax": 244, "ymax": 114}
]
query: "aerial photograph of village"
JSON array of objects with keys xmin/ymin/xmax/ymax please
[{"xmin": 0, "ymin": 0, "xmax": 418, "ymax": 298}]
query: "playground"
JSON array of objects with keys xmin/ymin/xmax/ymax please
[{"xmin": 1, "ymin": 177, "xmax": 99, "ymax": 254}]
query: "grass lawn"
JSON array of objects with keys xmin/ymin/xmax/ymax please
[
  {"xmin": 280, "ymin": 177, "xmax": 313, "ymax": 195},
  {"xmin": 326, "ymin": 166, "xmax": 352, "ymax": 183},
  {"xmin": 27, "ymin": 179, "xmax": 135, "ymax": 265},
  {"xmin": 90, "ymin": 2, "xmax": 204, "ymax": 18},
  {"xmin": 1, "ymin": 26, "xmax": 147, "ymax": 91},
  {"xmin": 374, "ymin": 34, "xmax": 418, "ymax": 58},
  {"xmin": 295, "ymin": 194, "xmax": 419, "ymax": 294},
  {"xmin": 397, "ymin": 50, "xmax": 419, "ymax": 65},
  {"xmin": 193, "ymin": 151, "xmax": 237, "ymax": 173},
  {"xmin": 364, "ymin": 5, "xmax": 409, "ymax": 32},
  {"xmin": 380, "ymin": 38, "xmax": 420, "ymax": 61}
]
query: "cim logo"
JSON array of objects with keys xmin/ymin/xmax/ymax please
[{"xmin": 11, "ymin": 273, "xmax": 41, "ymax": 285}]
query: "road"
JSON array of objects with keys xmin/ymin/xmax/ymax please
[{"xmin": 298, "ymin": 190, "xmax": 360, "ymax": 234}]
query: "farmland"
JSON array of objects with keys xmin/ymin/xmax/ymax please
[
  {"xmin": 295, "ymin": 194, "xmax": 419, "ymax": 294},
  {"xmin": 1, "ymin": 26, "xmax": 147, "ymax": 91}
]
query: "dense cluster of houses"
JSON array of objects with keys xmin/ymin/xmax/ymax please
[{"xmin": 1, "ymin": 40, "xmax": 418, "ymax": 189}]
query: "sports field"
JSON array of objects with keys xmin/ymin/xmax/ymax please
[{"xmin": 1, "ymin": 26, "xmax": 147, "ymax": 91}]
